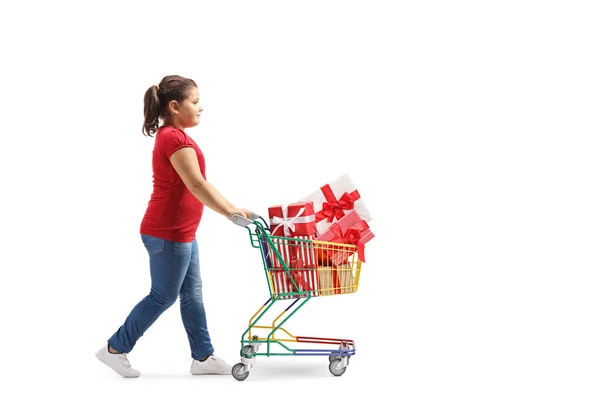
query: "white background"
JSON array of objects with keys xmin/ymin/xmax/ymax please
[{"xmin": 1, "ymin": 0, "xmax": 599, "ymax": 399}]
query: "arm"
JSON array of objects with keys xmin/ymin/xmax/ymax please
[{"xmin": 170, "ymin": 147, "xmax": 248, "ymax": 220}]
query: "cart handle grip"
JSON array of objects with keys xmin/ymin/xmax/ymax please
[{"xmin": 231, "ymin": 211, "xmax": 261, "ymax": 227}]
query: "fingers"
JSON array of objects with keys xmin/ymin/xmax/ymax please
[{"xmin": 228, "ymin": 208, "xmax": 251, "ymax": 220}]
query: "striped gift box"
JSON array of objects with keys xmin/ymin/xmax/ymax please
[{"xmin": 316, "ymin": 210, "xmax": 374, "ymax": 266}]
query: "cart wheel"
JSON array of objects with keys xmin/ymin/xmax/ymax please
[
  {"xmin": 329, "ymin": 359, "xmax": 346, "ymax": 376},
  {"xmin": 232, "ymin": 363, "xmax": 250, "ymax": 381}
]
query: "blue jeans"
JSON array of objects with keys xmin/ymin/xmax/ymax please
[{"xmin": 108, "ymin": 234, "xmax": 214, "ymax": 360}]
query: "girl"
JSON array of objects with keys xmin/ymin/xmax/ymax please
[{"xmin": 96, "ymin": 75, "xmax": 251, "ymax": 378}]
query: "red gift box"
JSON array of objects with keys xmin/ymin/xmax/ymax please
[
  {"xmin": 270, "ymin": 238, "xmax": 317, "ymax": 297},
  {"xmin": 316, "ymin": 210, "xmax": 375, "ymax": 266},
  {"xmin": 268, "ymin": 201, "xmax": 317, "ymax": 237},
  {"xmin": 287, "ymin": 244, "xmax": 316, "ymax": 294}
]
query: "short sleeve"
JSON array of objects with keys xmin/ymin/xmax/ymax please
[{"xmin": 158, "ymin": 127, "xmax": 193, "ymax": 159}]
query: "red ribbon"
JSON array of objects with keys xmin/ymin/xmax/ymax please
[
  {"xmin": 326, "ymin": 220, "xmax": 369, "ymax": 262},
  {"xmin": 315, "ymin": 185, "xmax": 361, "ymax": 223},
  {"xmin": 287, "ymin": 246, "xmax": 311, "ymax": 291}
]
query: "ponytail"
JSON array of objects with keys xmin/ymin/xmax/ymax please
[{"xmin": 142, "ymin": 85, "xmax": 161, "ymax": 136}]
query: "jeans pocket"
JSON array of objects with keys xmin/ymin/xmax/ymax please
[{"xmin": 141, "ymin": 234, "xmax": 166, "ymax": 255}]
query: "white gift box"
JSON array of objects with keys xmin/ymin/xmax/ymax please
[{"xmin": 300, "ymin": 173, "xmax": 372, "ymax": 236}]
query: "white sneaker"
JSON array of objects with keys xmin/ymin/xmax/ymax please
[
  {"xmin": 190, "ymin": 355, "xmax": 232, "ymax": 375},
  {"xmin": 95, "ymin": 345, "xmax": 141, "ymax": 378}
]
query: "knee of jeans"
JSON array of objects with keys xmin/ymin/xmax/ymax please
[
  {"xmin": 180, "ymin": 288, "xmax": 203, "ymax": 305},
  {"xmin": 149, "ymin": 289, "xmax": 178, "ymax": 309}
]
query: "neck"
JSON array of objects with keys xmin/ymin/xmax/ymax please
[{"xmin": 163, "ymin": 118, "xmax": 185, "ymax": 131}]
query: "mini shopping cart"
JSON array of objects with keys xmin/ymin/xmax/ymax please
[{"xmin": 230, "ymin": 212, "xmax": 362, "ymax": 381}]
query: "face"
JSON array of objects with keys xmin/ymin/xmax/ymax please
[{"xmin": 172, "ymin": 87, "xmax": 203, "ymax": 128}]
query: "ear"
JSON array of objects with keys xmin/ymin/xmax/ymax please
[{"xmin": 168, "ymin": 100, "xmax": 180, "ymax": 115}]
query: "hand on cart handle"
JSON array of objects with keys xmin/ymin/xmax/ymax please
[
  {"xmin": 231, "ymin": 210, "xmax": 261, "ymax": 227},
  {"xmin": 228, "ymin": 208, "xmax": 250, "ymax": 220}
]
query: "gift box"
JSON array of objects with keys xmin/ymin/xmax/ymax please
[
  {"xmin": 316, "ymin": 264, "xmax": 355, "ymax": 296},
  {"xmin": 270, "ymin": 238, "xmax": 317, "ymax": 297},
  {"xmin": 268, "ymin": 201, "xmax": 317, "ymax": 237},
  {"xmin": 301, "ymin": 173, "xmax": 372, "ymax": 236},
  {"xmin": 317, "ymin": 265, "xmax": 334, "ymax": 296},
  {"xmin": 285, "ymin": 242, "xmax": 316, "ymax": 293},
  {"xmin": 316, "ymin": 210, "xmax": 375, "ymax": 266},
  {"xmin": 337, "ymin": 263, "xmax": 355, "ymax": 294}
]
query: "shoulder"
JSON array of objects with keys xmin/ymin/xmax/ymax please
[
  {"xmin": 156, "ymin": 126, "xmax": 193, "ymax": 147},
  {"xmin": 155, "ymin": 126, "xmax": 197, "ymax": 158},
  {"xmin": 157, "ymin": 126, "xmax": 186, "ymax": 140}
]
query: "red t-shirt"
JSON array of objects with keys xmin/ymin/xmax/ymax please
[{"xmin": 140, "ymin": 126, "xmax": 205, "ymax": 242}]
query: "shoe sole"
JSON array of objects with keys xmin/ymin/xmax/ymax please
[{"xmin": 190, "ymin": 372, "xmax": 231, "ymax": 375}]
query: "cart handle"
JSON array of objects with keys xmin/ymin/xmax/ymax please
[{"xmin": 231, "ymin": 211, "xmax": 262, "ymax": 227}]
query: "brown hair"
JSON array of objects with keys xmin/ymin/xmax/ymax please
[{"xmin": 142, "ymin": 75, "xmax": 198, "ymax": 136}]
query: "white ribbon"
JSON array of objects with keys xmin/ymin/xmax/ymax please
[{"xmin": 270, "ymin": 205, "xmax": 315, "ymax": 236}]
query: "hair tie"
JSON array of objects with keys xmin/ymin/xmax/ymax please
[{"xmin": 154, "ymin": 84, "xmax": 160, "ymax": 91}]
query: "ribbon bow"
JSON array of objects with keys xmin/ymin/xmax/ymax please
[
  {"xmin": 327, "ymin": 220, "xmax": 369, "ymax": 262},
  {"xmin": 315, "ymin": 184, "xmax": 361, "ymax": 223}
]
